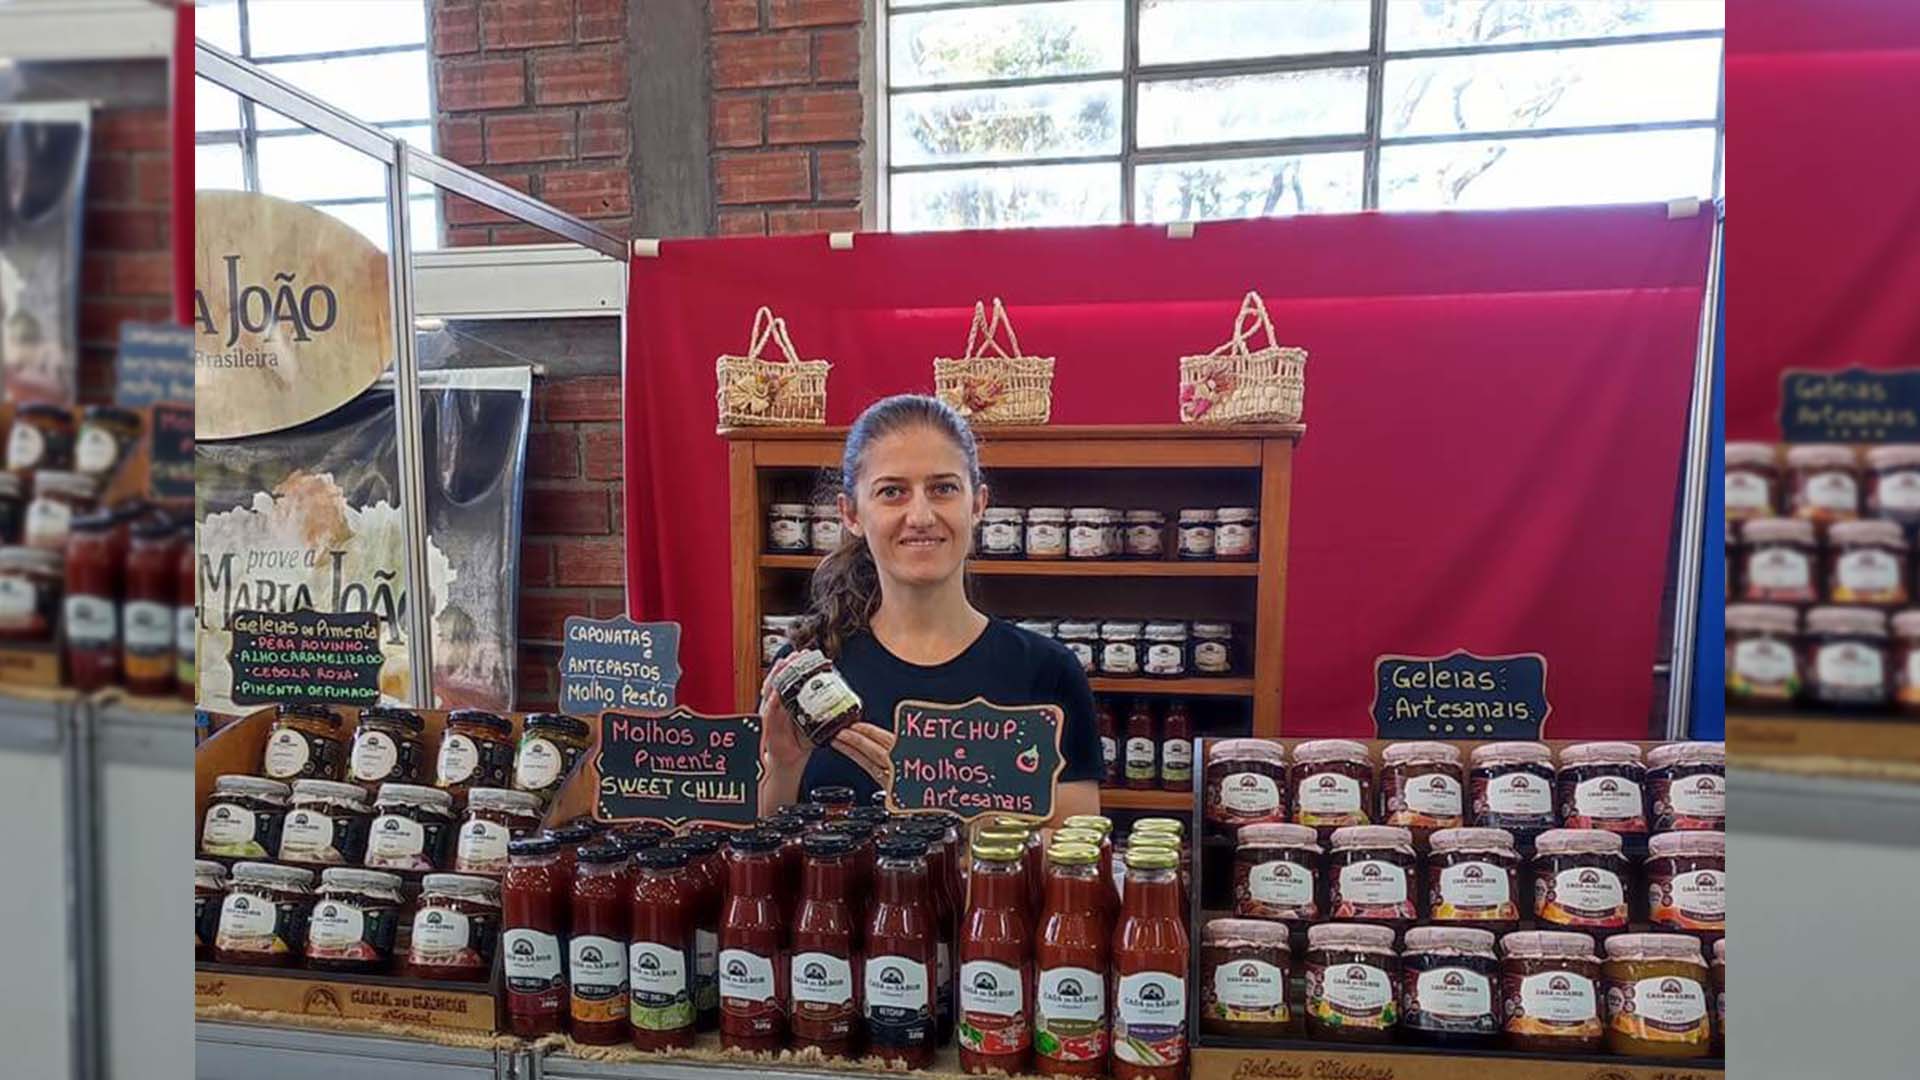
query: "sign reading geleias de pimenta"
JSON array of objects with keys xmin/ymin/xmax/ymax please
[
  {"xmin": 1371, "ymin": 650, "xmax": 1549, "ymax": 741},
  {"xmin": 226, "ymin": 608, "xmax": 383, "ymax": 707},
  {"xmin": 887, "ymin": 696, "xmax": 1064, "ymax": 822}
]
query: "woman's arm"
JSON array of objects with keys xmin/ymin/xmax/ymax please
[{"xmin": 757, "ymin": 653, "xmax": 812, "ymax": 816}]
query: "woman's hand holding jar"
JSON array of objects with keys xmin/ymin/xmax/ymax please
[{"xmin": 758, "ymin": 650, "xmax": 813, "ymax": 814}]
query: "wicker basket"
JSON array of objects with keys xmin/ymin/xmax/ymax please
[
  {"xmin": 1178, "ymin": 291, "xmax": 1306, "ymax": 425},
  {"xmin": 933, "ymin": 298, "xmax": 1055, "ymax": 425},
  {"xmin": 715, "ymin": 306, "xmax": 830, "ymax": 428}
]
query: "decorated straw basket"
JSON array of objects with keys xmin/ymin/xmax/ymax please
[
  {"xmin": 715, "ymin": 306, "xmax": 830, "ymax": 427},
  {"xmin": 1178, "ymin": 291, "xmax": 1305, "ymax": 425},
  {"xmin": 933, "ymin": 298, "xmax": 1054, "ymax": 424}
]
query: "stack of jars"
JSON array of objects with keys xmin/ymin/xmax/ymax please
[
  {"xmin": 1014, "ymin": 617, "xmax": 1240, "ymax": 679},
  {"xmin": 953, "ymin": 504, "xmax": 1257, "ymax": 562}
]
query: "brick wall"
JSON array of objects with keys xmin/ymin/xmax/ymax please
[{"xmin": 80, "ymin": 105, "xmax": 174, "ymax": 403}]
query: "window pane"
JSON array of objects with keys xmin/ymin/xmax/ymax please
[
  {"xmin": 889, "ymin": 2, "xmax": 1122, "ymax": 88},
  {"xmin": 195, "ymin": 143, "xmax": 246, "ymax": 191},
  {"xmin": 1137, "ymin": 67, "xmax": 1367, "ymax": 148},
  {"xmin": 1379, "ymin": 128, "xmax": 1718, "ymax": 210},
  {"xmin": 1138, "ymin": 0, "xmax": 1372, "ymax": 64},
  {"xmin": 196, "ymin": 0, "xmax": 242, "ymax": 52},
  {"xmin": 891, "ymin": 82, "xmax": 1122, "ymax": 166},
  {"xmin": 1136, "ymin": 152, "xmax": 1364, "ymax": 221},
  {"xmin": 256, "ymin": 52, "xmax": 433, "ymax": 131},
  {"xmin": 246, "ymin": 0, "xmax": 427, "ymax": 57},
  {"xmin": 315, "ymin": 197, "xmax": 439, "ymax": 253},
  {"xmin": 256, "ymin": 128, "xmax": 389, "ymax": 202},
  {"xmin": 1384, "ymin": 39, "xmax": 1720, "ymax": 136},
  {"xmin": 195, "ymin": 77, "xmax": 242, "ymax": 133},
  {"xmin": 1386, "ymin": 0, "xmax": 1723, "ymax": 50},
  {"xmin": 891, "ymin": 163, "xmax": 1120, "ymax": 231}
]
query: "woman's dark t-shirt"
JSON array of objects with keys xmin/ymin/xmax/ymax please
[{"xmin": 796, "ymin": 617, "xmax": 1104, "ymax": 805}]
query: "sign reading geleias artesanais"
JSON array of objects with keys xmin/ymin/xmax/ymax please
[
  {"xmin": 560, "ymin": 615, "xmax": 681, "ymax": 718},
  {"xmin": 226, "ymin": 608, "xmax": 383, "ymax": 707},
  {"xmin": 887, "ymin": 696, "xmax": 1064, "ymax": 823},
  {"xmin": 595, "ymin": 706, "xmax": 762, "ymax": 827},
  {"xmin": 1780, "ymin": 367, "xmax": 1920, "ymax": 443},
  {"xmin": 1371, "ymin": 650, "xmax": 1549, "ymax": 741}
]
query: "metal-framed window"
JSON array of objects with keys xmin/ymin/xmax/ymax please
[
  {"xmin": 880, "ymin": 0, "xmax": 1725, "ymax": 231},
  {"xmin": 192, "ymin": 0, "xmax": 439, "ymax": 250}
]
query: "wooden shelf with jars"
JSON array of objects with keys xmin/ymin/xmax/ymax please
[
  {"xmin": 1727, "ymin": 710, "xmax": 1920, "ymax": 770},
  {"xmin": 723, "ymin": 424, "xmax": 1305, "ymax": 762}
]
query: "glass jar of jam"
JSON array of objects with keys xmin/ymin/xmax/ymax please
[
  {"xmin": 262, "ymin": 704, "xmax": 347, "ymax": 782},
  {"xmin": 1056, "ymin": 619, "xmax": 1098, "ymax": 674},
  {"xmin": 1327, "ymin": 825, "xmax": 1418, "ymax": 931},
  {"xmin": 1556, "ymin": 742, "xmax": 1648, "ymax": 835},
  {"xmin": 9, "ymin": 403, "xmax": 75, "ymax": 470},
  {"xmin": 1804, "ymin": 605, "xmax": 1892, "ymax": 709},
  {"xmin": 1099, "ymin": 620, "xmax": 1144, "ymax": 677},
  {"xmin": 1725, "ymin": 604, "xmax": 1802, "ymax": 706},
  {"xmin": 1176, "ymin": 509, "xmax": 1216, "ymax": 559},
  {"xmin": 195, "ymin": 860, "xmax": 228, "ymax": 962},
  {"xmin": 1400, "ymin": 926, "xmax": 1499, "ymax": 1047},
  {"xmin": 809, "ymin": 503, "xmax": 843, "ymax": 555},
  {"xmin": 1232, "ymin": 822, "xmax": 1320, "ymax": 922},
  {"xmin": 1426, "ymin": 827, "xmax": 1520, "ymax": 930},
  {"xmin": 1068, "ymin": 507, "xmax": 1120, "ymax": 560},
  {"xmin": 1469, "ymin": 742, "xmax": 1556, "ymax": 839},
  {"xmin": 0, "ymin": 546, "xmax": 62, "ymax": 642},
  {"xmin": 277, "ymin": 779, "xmax": 373, "ymax": 867},
  {"xmin": 768, "ymin": 503, "xmax": 810, "ymax": 552},
  {"xmin": 1828, "ymin": 519, "xmax": 1910, "ymax": 605},
  {"xmin": 1380, "ymin": 741, "xmax": 1464, "ymax": 837},
  {"xmin": 1215, "ymin": 507, "xmax": 1258, "ymax": 560},
  {"xmin": 1645, "ymin": 830, "xmax": 1725, "ymax": 937},
  {"xmin": 1648, "ymin": 742, "xmax": 1725, "ymax": 832},
  {"xmin": 1141, "ymin": 620, "xmax": 1188, "ymax": 678},
  {"xmin": 1290, "ymin": 739, "xmax": 1374, "ymax": 840},
  {"xmin": 201, "ymin": 775, "xmax": 291, "ymax": 859},
  {"xmin": 514, "ymin": 712, "xmax": 590, "ymax": 800},
  {"xmin": 76, "ymin": 405, "xmax": 141, "ymax": 476},
  {"xmin": 365, "ymin": 783, "xmax": 456, "ymax": 872},
  {"xmin": 773, "ymin": 647, "xmax": 865, "ymax": 746},
  {"xmin": 1123, "ymin": 698, "xmax": 1158, "ymax": 790},
  {"xmin": 1532, "ymin": 829, "xmax": 1630, "ymax": 934},
  {"xmin": 1123, "ymin": 509, "xmax": 1165, "ymax": 559},
  {"xmin": 1602, "ymin": 933, "xmax": 1713, "ymax": 1057},
  {"xmin": 978, "ymin": 507, "xmax": 1025, "ymax": 558},
  {"xmin": 1500, "ymin": 930, "xmax": 1602, "ymax": 1053},
  {"xmin": 1190, "ymin": 621, "xmax": 1234, "ymax": 676},
  {"xmin": 121, "ymin": 519, "xmax": 177, "ymax": 695},
  {"xmin": 1739, "ymin": 517, "xmax": 1819, "ymax": 603},
  {"xmin": 408, "ymin": 873, "xmax": 502, "ymax": 981},
  {"xmin": 1866, "ymin": 445, "xmax": 1920, "ymax": 523},
  {"xmin": 26, "ymin": 470, "xmax": 95, "ymax": 552},
  {"xmin": 456, "ymin": 787, "xmax": 545, "ymax": 876},
  {"xmin": 1205, "ymin": 739, "xmax": 1288, "ymax": 828},
  {"xmin": 350, "ymin": 707, "xmax": 427, "ymax": 786},
  {"xmin": 761, "ymin": 613, "xmax": 801, "ymax": 665},
  {"xmin": 213, "ymin": 862, "xmax": 314, "ymax": 966},
  {"xmin": 1025, "ymin": 507, "xmax": 1068, "ymax": 559},
  {"xmin": 436, "ymin": 709, "xmax": 516, "ymax": 795},
  {"xmin": 305, "ymin": 868, "xmax": 404, "ymax": 973},
  {"xmin": 1786, "ymin": 444, "xmax": 1861, "ymax": 523},
  {"xmin": 62, "ymin": 511, "xmax": 119, "ymax": 691},
  {"xmin": 1303, "ymin": 922, "xmax": 1400, "ymax": 1042},
  {"xmin": 1201, "ymin": 918, "xmax": 1292, "ymax": 1037},
  {"xmin": 1724, "ymin": 442, "xmax": 1779, "ymax": 520}
]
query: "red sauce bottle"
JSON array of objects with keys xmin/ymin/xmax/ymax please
[
  {"xmin": 719, "ymin": 830, "xmax": 788, "ymax": 1052},
  {"xmin": 1111, "ymin": 846, "xmax": 1190, "ymax": 1080},
  {"xmin": 668, "ymin": 832, "xmax": 725, "ymax": 1032},
  {"xmin": 959, "ymin": 839, "xmax": 1032, "ymax": 1075},
  {"xmin": 174, "ymin": 520, "xmax": 196, "ymax": 701},
  {"xmin": 545, "ymin": 817, "xmax": 600, "ymax": 938},
  {"xmin": 63, "ymin": 512, "xmax": 119, "ymax": 691},
  {"xmin": 791, "ymin": 831, "xmax": 861, "ymax": 1058},
  {"xmin": 765, "ymin": 815, "xmax": 807, "ymax": 926},
  {"xmin": 1124, "ymin": 699, "xmax": 1158, "ymax": 790},
  {"xmin": 629, "ymin": 844, "xmax": 696, "ymax": 1050},
  {"xmin": 122, "ymin": 519, "xmax": 176, "ymax": 696},
  {"xmin": 569, "ymin": 841, "xmax": 632, "ymax": 1045},
  {"xmin": 866, "ymin": 833, "xmax": 938, "ymax": 1067},
  {"xmin": 501, "ymin": 835, "xmax": 566, "ymax": 1037},
  {"xmin": 1034, "ymin": 842, "xmax": 1110, "ymax": 1076},
  {"xmin": 1160, "ymin": 701, "xmax": 1193, "ymax": 792},
  {"xmin": 924, "ymin": 819, "xmax": 961, "ymax": 1046},
  {"xmin": 1095, "ymin": 698, "xmax": 1119, "ymax": 786}
]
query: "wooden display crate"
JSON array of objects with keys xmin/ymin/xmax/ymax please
[
  {"xmin": 193, "ymin": 963, "xmax": 499, "ymax": 1033},
  {"xmin": 1727, "ymin": 711, "xmax": 1920, "ymax": 768},
  {"xmin": 1192, "ymin": 1045, "xmax": 1722, "ymax": 1080}
]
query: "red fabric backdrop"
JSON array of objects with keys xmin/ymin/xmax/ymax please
[
  {"xmin": 1725, "ymin": 0, "xmax": 1920, "ymax": 438},
  {"xmin": 624, "ymin": 209, "xmax": 1710, "ymax": 737}
]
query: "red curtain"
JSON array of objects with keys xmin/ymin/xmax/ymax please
[
  {"xmin": 624, "ymin": 209, "xmax": 1711, "ymax": 737},
  {"xmin": 1725, "ymin": 0, "xmax": 1920, "ymax": 438}
]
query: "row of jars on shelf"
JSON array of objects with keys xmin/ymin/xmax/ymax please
[
  {"xmin": 1726, "ymin": 442, "xmax": 1920, "ymax": 524},
  {"xmin": 764, "ymin": 613, "xmax": 1241, "ymax": 679},
  {"xmin": 1730, "ymin": 516, "xmax": 1913, "ymax": 606},
  {"xmin": 1724, "ymin": 603, "xmax": 1914, "ymax": 711},
  {"xmin": 3, "ymin": 402, "xmax": 148, "ymax": 546},
  {"xmin": 767, "ymin": 502, "xmax": 1260, "ymax": 561},
  {"xmin": 200, "ymin": 777, "xmax": 550, "ymax": 872},
  {"xmin": 1203, "ymin": 740, "xmax": 1726, "ymax": 839},
  {"xmin": 253, "ymin": 703, "xmax": 591, "ymax": 800}
]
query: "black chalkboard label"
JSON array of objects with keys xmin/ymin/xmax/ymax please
[
  {"xmin": 115, "ymin": 321, "xmax": 193, "ymax": 406},
  {"xmin": 595, "ymin": 707, "xmax": 763, "ymax": 827},
  {"xmin": 887, "ymin": 697, "xmax": 1065, "ymax": 822},
  {"xmin": 150, "ymin": 402, "xmax": 193, "ymax": 500},
  {"xmin": 560, "ymin": 615, "xmax": 681, "ymax": 718},
  {"xmin": 1781, "ymin": 367, "xmax": 1920, "ymax": 442},
  {"xmin": 1371, "ymin": 651, "xmax": 1550, "ymax": 741},
  {"xmin": 227, "ymin": 608, "xmax": 383, "ymax": 707}
]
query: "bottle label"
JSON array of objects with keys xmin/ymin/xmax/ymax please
[
  {"xmin": 790, "ymin": 950, "xmax": 855, "ymax": 1010},
  {"xmin": 693, "ymin": 929, "xmax": 718, "ymax": 1011},
  {"xmin": 1211, "ymin": 959, "xmax": 1286, "ymax": 1022},
  {"xmin": 1542, "ymin": 866, "xmax": 1627, "ymax": 924},
  {"xmin": 570, "ymin": 934, "xmax": 629, "ymax": 1023},
  {"xmin": 1401, "ymin": 773, "xmax": 1462, "ymax": 817},
  {"xmin": 958, "ymin": 958, "xmax": 1028, "ymax": 1054},
  {"xmin": 1036, "ymin": 965, "xmax": 1107, "ymax": 1062},
  {"xmin": 1247, "ymin": 860, "xmax": 1314, "ymax": 908},
  {"xmin": 1747, "ymin": 547, "xmax": 1810, "ymax": 590},
  {"xmin": 1308, "ymin": 961, "xmax": 1396, "ymax": 1028},
  {"xmin": 1652, "ymin": 869, "xmax": 1726, "ymax": 927},
  {"xmin": 365, "ymin": 814, "xmax": 428, "ymax": 869},
  {"xmin": 1112, "ymin": 970, "xmax": 1186, "ymax": 1067},
  {"xmin": 1220, "ymin": 772, "xmax": 1280, "ymax": 815},
  {"xmin": 1335, "ymin": 860, "xmax": 1411, "ymax": 912},
  {"xmin": 306, "ymin": 900, "xmax": 370, "ymax": 958},
  {"xmin": 1101, "ymin": 736, "xmax": 1117, "ymax": 773},
  {"xmin": 1486, "ymin": 772, "xmax": 1552, "ymax": 815},
  {"xmin": 1124, "ymin": 737, "xmax": 1156, "ymax": 780},
  {"xmin": 1805, "ymin": 470, "xmax": 1858, "ymax": 510},
  {"xmin": 1434, "ymin": 861, "xmax": 1515, "ymax": 919},
  {"xmin": 1609, "ymin": 976, "xmax": 1709, "ymax": 1042},
  {"xmin": 865, "ymin": 955, "xmax": 933, "ymax": 1048},
  {"xmin": 1297, "ymin": 771, "xmax": 1362, "ymax": 816},
  {"xmin": 456, "ymin": 818, "xmax": 511, "ymax": 874},
  {"xmin": 410, "ymin": 906, "xmax": 475, "ymax": 966},
  {"xmin": 1725, "ymin": 471, "xmax": 1771, "ymax": 511},
  {"xmin": 1514, "ymin": 971, "xmax": 1599, "ymax": 1029},
  {"xmin": 1413, "ymin": 966, "xmax": 1492, "ymax": 1020},
  {"xmin": 262, "ymin": 728, "xmax": 311, "ymax": 779},
  {"xmin": 437, "ymin": 733, "xmax": 479, "ymax": 785},
  {"xmin": 351, "ymin": 731, "xmax": 398, "ymax": 783},
  {"xmin": 201, "ymin": 803, "xmax": 261, "ymax": 857},
  {"xmin": 719, "ymin": 947, "xmax": 778, "ymax": 1004},
  {"xmin": 64, "ymin": 594, "xmax": 117, "ymax": 647},
  {"xmin": 1817, "ymin": 642, "xmax": 1884, "ymax": 690},
  {"xmin": 629, "ymin": 940, "xmax": 692, "ymax": 1031},
  {"xmin": 8, "ymin": 424, "xmax": 45, "ymax": 469},
  {"xmin": 1144, "ymin": 643, "xmax": 1184, "ymax": 675},
  {"xmin": 277, "ymin": 809, "xmax": 342, "ymax": 864},
  {"xmin": 503, "ymin": 928, "xmax": 564, "ymax": 993},
  {"xmin": 1668, "ymin": 774, "xmax": 1726, "ymax": 817},
  {"xmin": 1161, "ymin": 739, "xmax": 1193, "ymax": 780},
  {"xmin": 515, "ymin": 736, "xmax": 566, "ymax": 791},
  {"xmin": 1571, "ymin": 776, "xmax": 1645, "ymax": 822},
  {"xmin": 123, "ymin": 600, "xmax": 173, "ymax": 654}
]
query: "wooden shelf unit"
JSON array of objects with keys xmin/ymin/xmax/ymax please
[
  {"xmin": 1096, "ymin": 787, "xmax": 1194, "ymax": 810},
  {"xmin": 724, "ymin": 424, "xmax": 1303, "ymax": 739}
]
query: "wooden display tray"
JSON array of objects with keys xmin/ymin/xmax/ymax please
[
  {"xmin": 194, "ymin": 963, "xmax": 498, "ymax": 1032},
  {"xmin": 1192, "ymin": 1045, "xmax": 1722, "ymax": 1080},
  {"xmin": 1727, "ymin": 711, "xmax": 1920, "ymax": 768},
  {"xmin": 0, "ymin": 642, "xmax": 64, "ymax": 689}
]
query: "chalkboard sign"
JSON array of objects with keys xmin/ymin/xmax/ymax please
[
  {"xmin": 150, "ymin": 403, "xmax": 193, "ymax": 500},
  {"xmin": 595, "ymin": 707, "xmax": 763, "ymax": 827},
  {"xmin": 560, "ymin": 615, "xmax": 681, "ymax": 717},
  {"xmin": 227, "ymin": 608, "xmax": 384, "ymax": 707},
  {"xmin": 115, "ymin": 321, "xmax": 193, "ymax": 406},
  {"xmin": 1780, "ymin": 367, "xmax": 1920, "ymax": 442},
  {"xmin": 1372, "ymin": 651, "xmax": 1550, "ymax": 741},
  {"xmin": 887, "ymin": 697, "xmax": 1064, "ymax": 822}
]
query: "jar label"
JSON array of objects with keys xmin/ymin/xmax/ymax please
[
  {"xmin": 797, "ymin": 670, "xmax": 860, "ymax": 726},
  {"xmin": 1247, "ymin": 860, "xmax": 1315, "ymax": 908},
  {"xmin": 24, "ymin": 496, "xmax": 70, "ymax": 549},
  {"xmin": 1036, "ymin": 965, "xmax": 1107, "ymax": 1062},
  {"xmin": 1220, "ymin": 772, "xmax": 1281, "ymax": 815},
  {"xmin": 306, "ymin": 900, "xmax": 368, "ymax": 955},
  {"xmin": 1652, "ymin": 868, "xmax": 1726, "ymax": 927},
  {"xmin": 1882, "ymin": 470, "xmax": 1920, "ymax": 510},
  {"xmin": 1216, "ymin": 522, "xmax": 1256, "ymax": 557},
  {"xmin": 176, "ymin": 606, "xmax": 196, "ymax": 658},
  {"xmin": 1571, "ymin": 775, "xmax": 1645, "ymax": 822},
  {"xmin": 629, "ymin": 940, "xmax": 693, "ymax": 1031},
  {"xmin": 1193, "ymin": 640, "xmax": 1230, "ymax": 673},
  {"xmin": 1335, "ymin": 860, "xmax": 1411, "ymax": 909},
  {"xmin": 1309, "ymin": 962, "xmax": 1395, "ymax": 1027},
  {"xmin": 456, "ymin": 817, "xmax": 511, "ymax": 874},
  {"xmin": 0, "ymin": 577, "xmax": 36, "ymax": 623},
  {"xmin": 262, "ymin": 728, "xmax": 312, "ymax": 779},
  {"xmin": 810, "ymin": 518, "xmax": 842, "ymax": 552},
  {"xmin": 64, "ymin": 594, "xmax": 117, "ymax": 647},
  {"xmin": 1543, "ymin": 866, "xmax": 1626, "ymax": 923},
  {"xmin": 791, "ymin": 950, "xmax": 856, "ymax": 1011},
  {"xmin": 1027, "ymin": 523, "xmax": 1065, "ymax": 554},
  {"xmin": 436, "ymin": 733, "xmax": 479, "ymax": 785},
  {"xmin": 1725, "ymin": 471, "xmax": 1771, "ymax": 512},
  {"xmin": 761, "ymin": 632, "xmax": 786, "ymax": 665},
  {"xmin": 1178, "ymin": 525, "xmax": 1215, "ymax": 556},
  {"xmin": 1145, "ymin": 643, "xmax": 1184, "ymax": 675},
  {"xmin": 1065, "ymin": 641, "xmax": 1093, "ymax": 672},
  {"xmin": 278, "ymin": 809, "xmax": 342, "ymax": 864},
  {"xmin": 1610, "ymin": 976, "xmax": 1709, "ymax": 1040},
  {"xmin": 1068, "ymin": 524, "xmax": 1109, "ymax": 558},
  {"xmin": 123, "ymin": 600, "xmax": 172, "ymax": 654},
  {"xmin": 1515, "ymin": 971, "xmax": 1599, "ymax": 1027},
  {"xmin": 1125, "ymin": 524, "xmax": 1162, "ymax": 555},
  {"xmin": 8, "ymin": 424, "xmax": 46, "ymax": 470},
  {"xmin": 1732, "ymin": 639, "xmax": 1797, "ymax": 687},
  {"xmin": 215, "ymin": 892, "xmax": 284, "ymax": 953},
  {"xmin": 1805, "ymin": 470, "xmax": 1858, "ymax": 510},
  {"xmin": 1124, "ymin": 737, "xmax": 1156, "ymax": 779},
  {"xmin": 569, "ymin": 934, "xmax": 629, "ymax": 1023},
  {"xmin": 1435, "ymin": 860, "xmax": 1514, "ymax": 918},
  {"xmin": 694, "ymin": 929, "xmax": 719, "ymax": 1012},
  {"xmin": 503, "ymin": 928, "xmax": 564, "ymax": 993},
  {"xmin": 515, "ymin": 736, "xmax": 566, "ymax": 791},
  {"xmin": 1297, "ymin": 771, "xmax": 1362, "ymax": 816},
  {"xmin": 1413, "ymin": 966, "xmax": 1492, "ymax": 1020},
  {"xmin": 1112, "ymin": 971, "xmax": 1185, "ymax": 1067},
  {"xmin": 351, "ymin": 731, "xmax": 399, "ymax": 783},
  {"xmin": 1817, "ymin": 641, "xmax": 1885, "ymax": 690},
  {"xmin": 1837, "ymin": 548, "xmax": 1902, "ymax": 598},
  {"xmin": 201, "ymin": 803, "xmax": 262, "ymax": 857},
  {"xmin": 1211, "ymin": 958, "xmax": 1286, "ymax": 1019},
  {"xmin": 1747, "ymin": 547, "xmax": 1811, "ymax": 590},
  {"xmin": 1400, "ymin": 773, "xmax": 1463, "ymax": 818},
  {"xmin": 982, "ymin": 521, "xmax": 1022, "ymax": 552},
  {"xmin": 76, "ymin": 426, "xmax": 119, "ymax": 474},
  {"xmin": 1102, "ymin": 642, "xmax": 1138, "ymax": 673},
  {"xmin": 1485, "ymin": 772, "xmax": 1552, "ymax": 815},
  {"xmin": 1101, "ymin": 736, "xmax": 1117, "ymax": 773},
  {"xmin": 366, "ymin": 814, "xmax": 427, "ymax": 868},
  {"xmin": 1668, "ymin": 774, "xmax": 1726, "ymax": 817},
  {"xmin": 719, "ymin": 947, "xmax": 778, "ymax": 1004},
  {"xmin": 958, "ymin": 959, "xmax": 1028, "ymax": 1054},
  {"xmin": 1161, "ymin": 739, "xmax": 1193, "ymax": 779},
  {"xmin": 768, "ymin": 518, "xmax": 808, "ymax": 551},
  {"xmin": 411, "ymin": 905, "xmax": 476, "ymax": 966}
]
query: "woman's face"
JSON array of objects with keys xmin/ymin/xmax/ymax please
[{"xmin": 843, "ymin": 425, "xmax": 987, "ymax": 588}]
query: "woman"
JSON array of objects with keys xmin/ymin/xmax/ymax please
[{"xmin": 758, "ymin": 394, "xmax": 1104, "ymax": 823}]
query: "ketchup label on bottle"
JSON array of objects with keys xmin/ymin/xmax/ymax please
[
  {"xmin": 866, "ymin": 956, "xmax": 933, "ymax": 1048},
  {"xmin": 503, "ymin": 928, "xmax": 564, "ymax": 998},
  {"xmin": 958, "ymin": 959, "xmax": 1028, "ymax": 1054},
  {"xmin": 720, "ymin": 948, "xmax": 779, "ymax": 1004},
  {"xmin": 629, "ymin": 941, "xmax": 692, "ymax": 1031},
  {"xmin": 124, "ymin": 600, "xmax": 172, "ymax": 654},
  {"xmin": 790, "ymin": 950, "xmax": 856, "ymax": 1012},
  {"xmin": 1161, "ymin": 740, "xmax": 1193, "ymax": 780},
  {"xmin": 569, "ymin": 935, "xmax": 630, "ymax": 1024},
  {"xmin": 64, "ymin": 594, "xmax": 117, "ymax": 646},
  {"xmin": 1035, "ymin": 966, "xmax": 1107, "ymax": 1062},
  {"xmin": 1100, "ymin": 737, "xmax": 1117, "ymax": 774},
  {"xmin": 1113, "ymin": 971, "xmax": 1186, "ymax": 1066}
]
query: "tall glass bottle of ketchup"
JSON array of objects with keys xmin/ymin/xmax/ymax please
[
  {"xmin": 569, "ymin": 841, "xmax": 632, "ymax": 1045},
  {"xmin": 1111, "ymin": 846, "xmax": 1190, "ymax": 1080},
  {"xmin": 628, "ymin": 845, "xmax": 696, "ymax": 1050},
  {"xmin": 865, "ymin": 832, "xmax": 937, "ymax": 1067},
  {"xmin": 501, "ymin": 836, "xmax": 566, "ymax": 1037},
  {"xmin": 719, "ymin": 830, "xmax": 787, "ymax": 1052},
  {"xmin": 1034, "ymin": 842, "xmax": 1110, "ymax": 1077},
  {"xmin": 959, "ymin": 840, "xmax": 1032, "ymax": 1075},
  {"xmin": 667, "ymin": 832, "xmax": 724, "ymax": 1031},
  {"xmin": 1124, "ymin": 699, "xmax": 1158, "ymax": 791},
  {"xmin": 790, "ymin": 831, "xmax": 861, "ymax": 1058}
]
